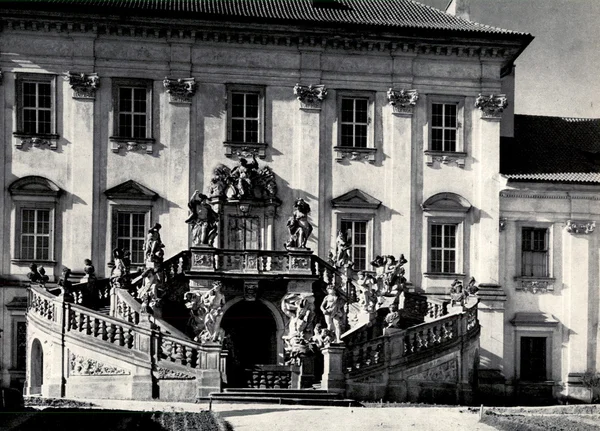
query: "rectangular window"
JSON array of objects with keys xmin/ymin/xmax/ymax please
[
  {"xmin": 20, "ymin": 208, "xmax": 51, "ymax": 260},
  {"xmin": 116, "ymin": 212, "xmax": 147, "ymax": 265},
  {"xmin": 341, "ymin": 220, "xmax": 368, "ymax": 271},
  {"xmin": 430, "ymin": 223, "xmax": 457, "ymax": 273},
  {"xmin": 22, "ymin": 81, "xmax": 52, "ymax": 134},
  {"xmin": 340, "ymin": 98, "xmax": 369, "ymax": 148},
  {"xmin": 521, "ymin": 228, "xmax": 549, "ymax": 277},
  {"xmin": 15, "ymin": 321, "xmax": 27, "ymax": 371},
  {"xmin": 431, "ymin": 103, "xmax": 457, "ymax": 152},
  {"xmin": 230, "ymin": 92, "xmax": 260, "ymax": 143},
  {"xmin": 520, "ymin": 336, "xmax": 547, "ymax": 381},
  {"xmin": 117, "ymin": 86, "xmax": 148, "ymax": 139},
  {"xmin": 227, "ymin": 216, "xmax": 260, "ymax": 250}
]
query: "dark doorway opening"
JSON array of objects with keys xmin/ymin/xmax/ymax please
[{"xmin": 221, "ymin": 300, "xmax": 277, "ymax": 387}]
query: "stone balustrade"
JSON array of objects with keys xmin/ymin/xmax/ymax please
[
  {"xmin": 157, "ymin": 333, "xmax": 204, "ymax": 369},
  {"xmin": 29, "ymin": 287, "xmax": 57, "ymax": 323},
  {"xmin": 344, "ymin": 337, "xmax": 386, "ymax": 373},
  {"xmin": 67, "ymin": 306, "xmax": 136, "ymax": 349},
  {"xmin": 114, "ymin": 288, "xmax": 140, "ymax": 324},
  {"xmin": 243, "ymin": 365, "xmax": 294, "ymax": 389}
]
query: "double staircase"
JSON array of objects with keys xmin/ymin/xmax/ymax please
[{"xmin": 26, "ymin": 249, "xmax": 480, "ymax": 405}]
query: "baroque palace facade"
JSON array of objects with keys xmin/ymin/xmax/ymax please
[{"xmin": 0, "ymin": 0, "xmax": 596, "ymax": 405}]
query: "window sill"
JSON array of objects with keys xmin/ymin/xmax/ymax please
[
  {"xmin": 110, "ymin": 137, "xmax": 155, "ymax": 154},
  {"xmin": 13, "ymin": 133, "xmax": 59, "ymax": 150},
  {"xmin": 11, "ymin": 259, "xmax": 57, "ymax": 267},
  {"xmin": 334, "ymin": 146, "xmax": 376, "ymax": 163},
  {"xmin": 514, "ymin": 276, "xmax": 555, "ymax": 294},
  {"xmin": 424, "ymin": 150, "xmax": 467, "ymax": 168},
  {"xmin": 223, "ymin": 141, "xmax": 267, "ymax": 159},
  {"xmin": 423, "ymin": 272, "xmax": 465, "ymax": 279}
]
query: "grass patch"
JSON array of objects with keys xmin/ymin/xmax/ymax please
[
  {"xmin": 24, "ymin": 397, "xmax": 98, "ymax": 409},
  {"xmin": 480, "ymin": 412, "xmax": 600, "ymax": 431},
  {"xmin": 3, "ymin": 409, "xmax": 232, "ymax": 431}
]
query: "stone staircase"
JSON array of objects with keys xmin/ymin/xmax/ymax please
[{"xmin": 206, "ymin": 388, "xmax": 361, "ymax": 406}]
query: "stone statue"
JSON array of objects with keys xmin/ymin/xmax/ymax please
[
  {"xmin": 184, "ymin": 291, "xmax": 207, "ymax": 339},
  {"xmin": 199, "ymin": 281, "xmax": 226, "ymax": 343},
  {"xmin": 371, "ymin": 254, "xmax": 408, "ymax": 296},
  {"xmin": 450, "ymin": 277, "xmax": 479, "ymax": 306},
  {"xmin": 230, "ymin": 154, "xmax": 259, "ymax": 198},
  {"xmin": 334, "ymin": 229, "xmax": 352, "ymax": 269},
  {"xmin": 27, "ymin": 263, "xmax": 49, "ymax": 286},
  {"xmin": 285, "ymin": 198, "xmax": 313, "ymax": 249},
  {"xmin": 356, "ymin": 271, "xmax": 377, "ymax": 312},
  {"xmin": 83, "ymin": 259, "xmax": 96, "ymax": 280},
  {"xmin": 384, "ymin": 302, "xmax": 401, "ymax": 329},
  {"xmin": 110, "ymin": 248, "xmax": 128, "ymax": 289},
  {"xmin": 281, "ymin": 293, "xmax": 316, "ymax": 364},
  {"xmin": 186, "ymin": 191, "xmax": 219, "ymax": 247},
  {"xmin": 208, "ymin": 165, "xmax": 231, "ymax": 198},
  {"xmin": 310, "ymin": 323, "xmax": 333, "ymax": 350},
  {"xmin": 137, "ymin": 268, "xmax": 161, "ymax": 310},
  {"xmin": 143, "ymin": 223, "xmax": 164, "ymax": 265},
  {"xmin": 58, "ymin": 266, "xmax": 73, "ymax": 300},
  {"xmin": 320, "ymin": 284, "xmax": 346, "ymax": 343}
]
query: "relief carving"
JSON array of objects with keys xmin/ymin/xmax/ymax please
[
  {"xmin": 566, "ymin": 220, "xmax": 596, "ymax": 234},
  {"xmin": 156, "ymin": 367, "xmax": 196, "ymax": 380},
  {"xmin": 407, "ymin": 359, "xmax": 458, "ymax": 382},
  {"xmin": 69, "ymin": 353, "xmax": 130, "ymax": 376}
]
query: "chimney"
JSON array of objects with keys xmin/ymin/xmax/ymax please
[{"xmin": 445, "ymin": 0, "xmax": 470, "ymax": 21}]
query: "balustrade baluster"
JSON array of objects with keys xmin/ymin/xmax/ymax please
[
  {"xmin": 185, "ymin": 346, "xmax": 193, "ymax": 366},
  {"xmin": 100, "ymin": 320, "xmax": 107, "ymax": 340},
  {"xmin": 174, "ymin": 343, "xmax": 183, "ymax": 362},
  {"xmin": 124, "ymin": 329, "xmax": 133, "ymax": 348},
  {"xmin": 85, "ymin": 314, "xmax": 92, "ymax": 335},
  {"xmin": 116, "ymin": 325, "xmax": 124, "ymax": 346},
  {"xmin": 107, "ymin": 323, "xmax": 115, "ymax": 343}
]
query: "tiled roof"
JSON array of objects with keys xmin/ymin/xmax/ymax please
[
  {"xmin": 0, "ymin": 0, "xmax": 529, "ymax": 36},
  {"xmin": 501, "ymin": 115, "xmax": 600, "ymax": 183}
]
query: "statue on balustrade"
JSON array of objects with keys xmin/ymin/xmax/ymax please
[
  {"xmin": 200, "ymin": 281, "xmax": 226, "ymax": 343},
  {"xmin": 281, "ymin": 293, "xmax": 315, "ymax": 363},
  {"xmin": 27, "ymin": 263, "xmax": 49, "ymax": 286},
  {"xmin": 138, "ymin": 268, "xmax": 162, "ymax": 312},
  {"xmin": 384, "ymin": 302, "xmax": 401, "ymax": 329},
  {"xmin": 310, "ymin": 323, "xmax": 333, "ymax": 349},
  {"xmin": 110, "ymin": 248, "xmax": 129, "ymax": 289},
  {"xmin": 333, "ymin": 229, "xmax": 353, "ymax": 269},
  {"xmin": 371, "ymin": 254, "xmax": 408, "ymax": 297},
  {"xmin": 356, "ymin": 271, "xmax": 378, "ymax": 312},
  {"xmin": 143, "ymin": 223, "xmax": 164, "ymax": 265},
  {"xmin": 450, "ymin": 277, "xmax": 478, "ymax": 307},
  {"xmin": 320, "ymin": 284, "xmax": 346, "ymax": 343},
  {"xmin": 186, "ymin": 191, "xmax": 219, "ymax": 247},
  {"xmin": 58, "ymin": 266, "xmax": 73, "ymax": 301},
  {"xmin": 285, "ymin": 198, "xmax": 313, "ymax": 249},
  {"xmin": 184, "ymin": 291, "xmax": 207, "ymax": 339}
]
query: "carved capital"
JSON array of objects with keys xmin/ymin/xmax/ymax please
[
  {"xmin": 163, "ymin": 77, "xmax": 196, "ymax": 104},
  {"xmin": 515, "ymin": 278, "xmax": 555, "ymax": 294},
  {"xmin": 293, "ymin": 83, "xmax": 327, "ymax": 110},
  {"xmin": 109, "ymin": 137, "xmax": 155, "ymax": 154},
  {"xmin": 14, "ymin": 134, "xmax": 59, "ymax": 150},
  {"xmin": 566, "ymin": 220, "xmax": 596, "ymax": 234},
  {"xmin": 424, "ymin": 150, "xmax": 466, "ymax": 168},
  {"xmin": 387, "ymin": 88, "xmax": 418, "ymax": 115},
  {"xmin": 334, "ymin": 146, "xmax": 376, "ymax": 163},
  {"xmin": 65, "ymin": 72, "xmax": 99, "ymax": 99},
  {"xmin": 475, "ymin": 94, "xmax": 508, "ymax": 119}
]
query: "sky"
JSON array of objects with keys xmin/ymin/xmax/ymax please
[{"xmin": 419, "ymin": 0, "xmax": 600, "ymax": 119}]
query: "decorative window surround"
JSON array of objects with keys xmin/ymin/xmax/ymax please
[
  {"xmin": 163, "ymin": 77, "xmax": 196, "ymax": 104},
  {"xmin": 225, "ymin": 85, "xmax": 267, "ymax": 159},
  {"xmin": 424, "ymin": 150, "xmax": 467, "ymax": 168},
  {"xmin": 335, "ymin": 92, "xmax": 376, "ymax": 164},
  {"xmin": 565, "ymin": 220, "xmax": 595, "ymax": 235},
  {"xmin": 64, "ymin": 71, "xmax": 99, "ymax": 99},
  {"xmin": 293, "ymin": 83, "xmax": 328, "ymax": 110},
  {"xmin": 387, "ymin": 88, "xmax": 418, "ymax": 116},
  {"xmin": 514, "ymin": 277, "xmax": 555, "ymax": 294},
  {"xmin": 334, "ymin": 146, "xmax": 377, "ymax": 163},
  {"xmin": 9, "ymin": 176, "xmax": 62, "ymax": 266},
  {"xmin": 475, "ymin": 94, "xmax": 508, "ymax": 119},
  {"xmin": 110, "ymin": 79, "xmax": 154, "ymax": 155},
  {"xmin": 14, "ymin": 73, "xmax": 59, "ymax": 150}
]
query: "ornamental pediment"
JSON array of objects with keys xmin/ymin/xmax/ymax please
[
  {"xmin": 9, "ymin": 176, "xmax": 62, "ymax": 197},
  {"xmin": 104, "ymin": 180, "xmax": 158, "ymax": 201},
  {"xmin": 331, "ymin": 189, "xmax": 381, "ymax": 209}
]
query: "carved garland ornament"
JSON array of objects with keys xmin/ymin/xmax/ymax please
[
  {"xmin": 565, "ymin": 220, "xmax": 596, "ymax": 234},
  {"xmin": 69, "ymin": 353, "xmax": 130, "ymax": 376},
  {"xmin": 163, "ymin": 77, "xmax": 197, "ymax": 103},
  {"xmin": 387, "ymin": 88, "xmax": 419, "ymax": 114},
  {"xmin": 293, "ymin": 84, "xmax": 328, "ymax": 110},
  {"xmin": 15, "ymin": 135, "xmax": 58, "ymax": 150},
  {"xmin": 156, "ymin": 367, "xmax": 196, "ymax": 380},
  {"xmin": 65, "ymin": 71, "xmax": 100, "ymax": 99},
  {"xmin": 516, "ymin": 279, "xmax": 554, "ymax": 294},
  {"xmin": 475, "ymin": 94, "xmax": 508, "ymax": 119}
]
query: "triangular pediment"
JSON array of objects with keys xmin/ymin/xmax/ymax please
[
  {"xmin": 331, "ymin": 189, "xmax": 381, "ymax": 209},
  {"xmin": 9, "ymin": 176, "xmax": 62, "ymax": 197},
  {"xmin": 105, "ymin": 180, "xmax": 158, "ymax": 201}
]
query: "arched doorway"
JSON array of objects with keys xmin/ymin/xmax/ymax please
[
  {"xmin": 221, "ymin": 300, "xmax": 278, "ymax": 387},
  {"xmin": 29, "ymin": 339, "xmax": 43, "ymax": 394}
]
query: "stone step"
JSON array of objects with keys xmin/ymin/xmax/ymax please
[
  {"xmin": 220, "ymin": 389, "xmax": 337, "ymax": 399},
  {"xmin": 205, "ymin": 394, "xmax": 360, "ymax": 407},
  {"xmin": 224, "ymin": 388, "xmax": 330, "ymax": 395}
]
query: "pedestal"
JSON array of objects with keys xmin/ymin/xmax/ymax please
[{"xmin": 321, "ymin": 343, "xmax": 346, "ymax": 395}]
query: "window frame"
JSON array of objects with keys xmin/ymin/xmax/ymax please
[
  {"xmin": 226, "ymin": 85, "xmax": 265, "ymax": 144},
  {"xmin": 521, "ymin": 227, "xmax": 550, "ymax": 277},
  {"xmin": 429, "ymin": 222, "xmax": 458, "ymax": 274},
  {"xmin": 110, "ymin": 204, "xmax": 152, "ymax": 268},
  {"xmin": 333, "ymin": 91, "xmax": 377, "ymax": 163},
  {"xmin": 514, "ymin": 221, "xmax": 555, "ymax": 288},
  {"xmin": 18, "ymin": 206, "xmax": 53, "ymax": 262},
  {"xmin": 333, "ymin": 211, "xmax": 376, "ymax": 272},
  {"xmin": 111, "ymin": 79, "xmax": 153, "ymax": 139},
  {"xmin": 12, "ymin": 201, "xmax": 57, "ymax": 265},
  {"xmin": 15, "ymin": 73, "xmax": 58, "ymax": 137},
  {"xmin": 340, "ymin": 219, "xmax": 370, "ymax": 271},
  {"xmin": 424, "ymin": 95, "xmax": 466, "ymax": 167}
]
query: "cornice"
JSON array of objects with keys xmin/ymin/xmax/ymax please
[
  {"xmin": 1, "ymin": 17, "xmax": 521, "ymax": 59},
  {"xmin": 500, "ymin": 190, "xmax": 600, "ymax": 201}
]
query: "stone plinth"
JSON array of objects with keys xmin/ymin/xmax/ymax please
[{"xmin": 321, "ymin": 343, "xmax": 346, "ymax": 395}]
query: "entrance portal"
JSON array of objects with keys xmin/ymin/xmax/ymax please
[{"xmin": 221, "ymin": 300, "xmax": 277, "ymax": 386}]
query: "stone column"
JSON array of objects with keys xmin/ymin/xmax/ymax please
[
  {"xmin": 563, "ymin": 220, "xmax": 596, "ymax": 401},
  {"xmin": 65, "ymin": 72, "xmax": 98, "ymax": 269},
  {"xmin": 321, "ymin": 344, "xmax": 346, "ymax": 395},
  {"xmin": 385, "ymin": 89, "xmax": 417, "ymax": 273}
]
